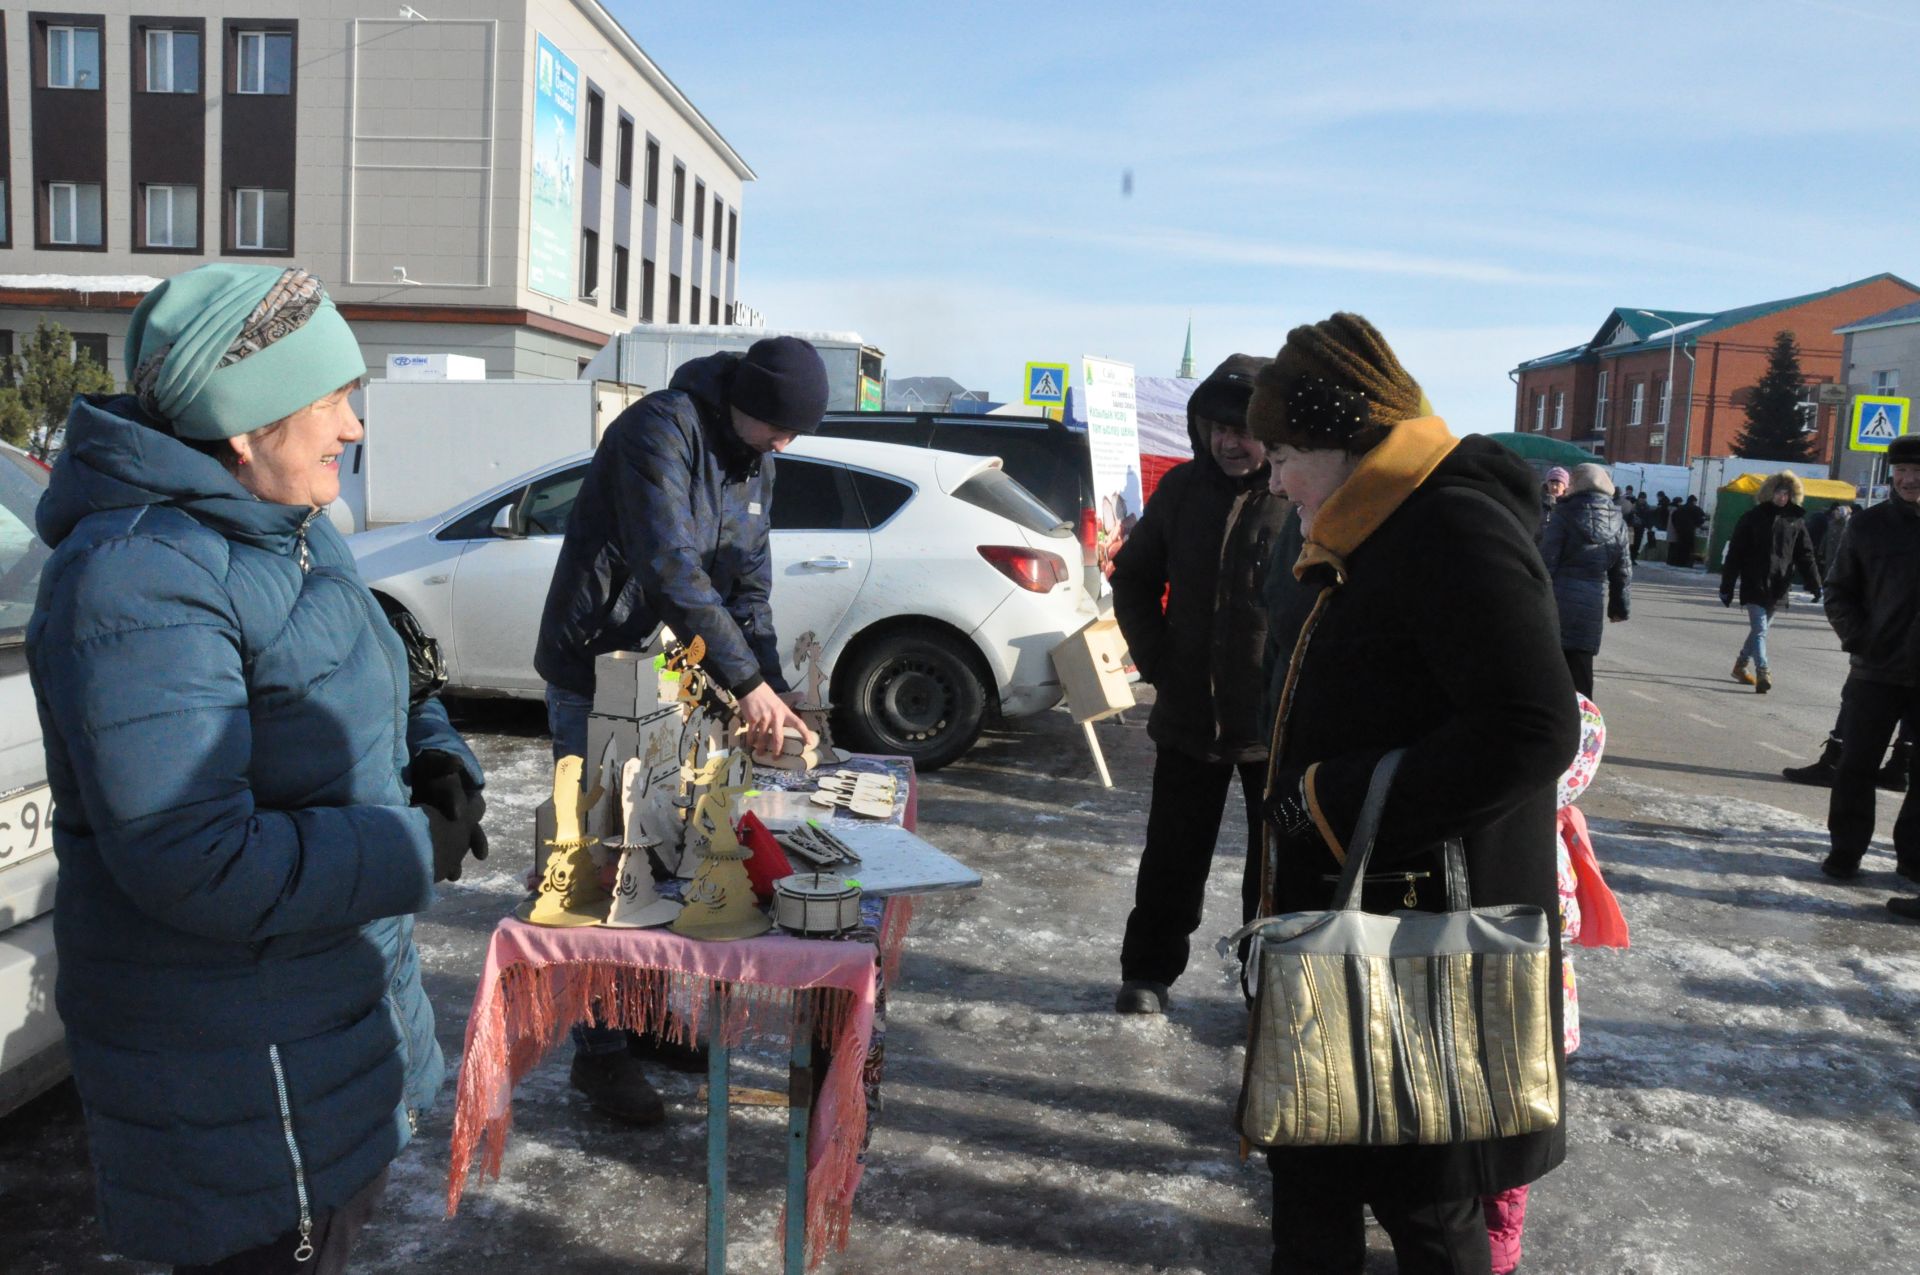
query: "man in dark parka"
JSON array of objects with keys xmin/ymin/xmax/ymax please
[
  {"xmin": 1251, "ymin": 313, "xmax": 1579, "ymax": 1274},
  {"xmin": 1108, "ymin": 354, "xmax": 1289, "ymax": 1013},
  {"xmin": 535, "ymin": 335, "xmax": 825, "ymax": 1122}
]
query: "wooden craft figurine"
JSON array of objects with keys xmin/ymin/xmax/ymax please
[
  {"xmin": 789, "ymin": 630, "xmax": 836, "ymax": 755},
  {"xmin": 670, "ymin": 752, "xmax": 772, "ymax": 940},
  {"xmin": 521, "ymin": 755, "xmax": 611, "ymax": 927},
  {"xmin": 601, "ymin": 757, "xmax": 681, "ymax": 928}
]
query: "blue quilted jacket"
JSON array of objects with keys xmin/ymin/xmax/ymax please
[{"xmin": 26, "ymin": 395, "xmax": 481, "ymax": 1265}]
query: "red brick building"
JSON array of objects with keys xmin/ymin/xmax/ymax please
[{"xmin": 1511, "ymin": 274, "xmax": 1920, "ymax": 467}]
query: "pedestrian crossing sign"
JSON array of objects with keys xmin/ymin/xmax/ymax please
[
  {"xmin": 1024, "ymin": 362, "xmax": 1069, "ymax": 407},
  {"xmin": 1849, "ymin": 395, "xmax": 1911, "ymax": 452}
]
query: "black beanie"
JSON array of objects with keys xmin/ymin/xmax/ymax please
[
  {"xmin": 1187, "ymin": 353, "xmax": 1270, "ymax": 429},
  {"xmin": 1887, "ymin": 434, "xmax": 1920, "ymax": 466},
  {"xmin": 730, "ymin": 336, "xmax": 830, "ymax": 435}
]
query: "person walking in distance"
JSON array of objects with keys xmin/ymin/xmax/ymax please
[
  {"xmin": 1627, "ymin": 491, "xmax": 1652, "ymax": 565},
  {"xmin": 1667, "ymin": 494, "xmax": 1708, "ymax": 567},
  {"xmin": 1817, "ymin": 435, "xmax": 1920, "ymax": 900},
  {"xmin": 1109, "ymin": 354, "xmax": 1287, "ymax": 1014},
  {"xmin": 1536, "ymin": 466, "xmax": 1569, "ymax": 543},
  {"xmin": 1721, "ymin": 471, "xmax": 1821, "ymax": 694},
  {"xmin": 1539, "ymin": 464, "xmax": 1631, "ymax": 698}
]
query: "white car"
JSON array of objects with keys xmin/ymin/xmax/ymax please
[
  {"xmin": 0, "ymin": 441, "xmax": 63, "ymax": 1118},
  {"xmin": 350, "ymin": 436, "xmax": 1093, "ymax": 769}
]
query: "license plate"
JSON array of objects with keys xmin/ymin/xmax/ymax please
[{"xmin": 0, "ymin": 784, "xmax": 55, "ymax": 867}]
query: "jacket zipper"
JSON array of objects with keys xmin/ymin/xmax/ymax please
[
  {"xmin": 293, "ymin": 508, "xmax": 320, "ymax": 574},
  {"xmin": 267, "ymin": 1044, "xmax": 316, "ymax": 1262},
  {"xmin": 385, "ymin": 990, "xmax": 420, "ymax": 1135}
]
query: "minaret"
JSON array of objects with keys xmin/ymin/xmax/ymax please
[{"xmin": 1176, "ymin": 316, "xmax": 1196, "ymax": 378}]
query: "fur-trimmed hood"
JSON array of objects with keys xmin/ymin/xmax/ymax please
[{"xmin": 1757, "ymin": 471, "xmax": 1806, "ymax": 507}]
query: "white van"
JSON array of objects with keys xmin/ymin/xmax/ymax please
[{"xmin": 0, "ymin": 441, "xmax": 63, "ymax": 1118}]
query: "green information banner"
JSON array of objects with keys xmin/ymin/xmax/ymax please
[
  {"xmin": 528, "ymin": 34, "xmax": 579, "ymax": 302},
  {"xmin": 859, "ymin": 376, "xmax": 883, "ymax": 412}
]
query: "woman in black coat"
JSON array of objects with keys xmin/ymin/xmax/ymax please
[
  {"xmin": 1249, "ymin": 315, "xmax": 1579, "ymax": 1275},
  {"xmin": 1539, "ymin": 463, "xmax": 1631, "ymax": 698},
  {"xmin": 1719, "ymin": 471, "xmax": 1821, "ymax": 694}
]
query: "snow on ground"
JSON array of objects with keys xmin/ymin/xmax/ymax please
[{"xmin": 3, "ymin": 696, "xmax": 1918, "ymax": 1272}]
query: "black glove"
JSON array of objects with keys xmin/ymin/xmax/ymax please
[
  {"xmin": 1263, "ymin": 767, "xmax": 1315, "ymax": 844},
  {"xmin": 411, "ymin": 749, "xmax": 479, "ymax": 823},
  {"xmin": 422, "ymin": 803, "xmax": 476, "ymax": 882}
]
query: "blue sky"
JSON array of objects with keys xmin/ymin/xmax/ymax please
[{"xmin": 610, "ymin": 0, "xmax": 1920, "ymax": 434}]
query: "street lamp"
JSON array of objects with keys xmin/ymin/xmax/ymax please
[{"xmin": 1635, "ymin": 310, "xmax": 1692, "ymax": 467}]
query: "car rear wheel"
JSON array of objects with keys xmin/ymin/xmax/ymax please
[{"xmin": 833, "ymin": 629, "xmax": 988, "ymax": 772}]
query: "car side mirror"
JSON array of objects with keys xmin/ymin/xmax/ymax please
[{"xmin": 489, "ymin": 502, "xmax": 524, "ymax": 539}]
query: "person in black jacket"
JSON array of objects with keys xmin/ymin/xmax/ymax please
[
  {"xmin": 1540, "ymin": 463, "xmax": 1631, "ymax": 698},
  {"xmin": 1535, "ymin": 465, "xmax": 1569, "ymax": 543},
  {"xmin": 1819, "ymin": 435, "xmax": 1920, "ymax": 903},
  {"xmin": 1250, "ymin": 314, "xmax": 1578, "ymax": 1275},
  {"xmin": 534, "ymin": 335, "xmax": 825, "ymax": 1123},
  {"xmin": 1109, "ymin": 354, "xmax": 1288, "ymax": 1014},
  {"xmin": 1720, "ymin": 471, "xmax": 1821, "ymax": 694},
  {"xmin": 1666, "ymin": 494, "xmax": 1708, "ymax": 566}
]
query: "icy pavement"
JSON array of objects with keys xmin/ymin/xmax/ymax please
[{"xmin": 3, "ymin": 695, "xmax": 1918, "ymax": 1272}]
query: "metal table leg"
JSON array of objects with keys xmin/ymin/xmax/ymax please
[
  {"xmin": 707, "ymin": 987, "xmax": 730, "ymax": 1275},
  {"xmin": 785, "ymin": 996, "xmax": 815, "ymax": 1275}
]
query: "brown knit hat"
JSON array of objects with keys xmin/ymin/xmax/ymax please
[{"xmin": 1246, "ymin": 312, "xmax": 1426, "ymax": 450}]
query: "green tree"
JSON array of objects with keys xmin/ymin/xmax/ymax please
[
  {"xmin": 0, "ymin": 388, "xmax": 31, "ymax": 450},
  {"xmin": 1731, "ymin": 329, "xmax": 1816, "ymax": 462},
  {"xmin": 8, "ymin": 319, "xmax": 116, "ymax": 461}
]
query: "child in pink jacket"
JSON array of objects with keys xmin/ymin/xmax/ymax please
[{"xmin": 1483, "ymin": 694, "xmax": 1628, "ymax": 1273}]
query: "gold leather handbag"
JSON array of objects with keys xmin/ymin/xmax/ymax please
[{"xmin": 1230, "ymin": 749, "xmax": 1560, "ymax": 1147}]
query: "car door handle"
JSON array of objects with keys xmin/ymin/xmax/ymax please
[{"xmin": 801, "ymin": 556, "xmax": 853, "ymax": 571}]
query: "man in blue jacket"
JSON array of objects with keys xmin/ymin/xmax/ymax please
[{"xmin": 534, "ymin": 335, "xmax": 824, "ymax": 1122}]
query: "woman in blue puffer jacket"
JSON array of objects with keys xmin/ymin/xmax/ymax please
[
  {"xmin": 1539, "ymin": 462, "xmax": 1632, "ymax": 699},
  {"xmin": 27, "ymin": 264, "xmax": 489, "ymax": 1272}
]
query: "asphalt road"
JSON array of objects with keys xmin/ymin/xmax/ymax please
[{"xmin": 2, "ymin": 556, "xmax": 1917, "ymax": 1273}]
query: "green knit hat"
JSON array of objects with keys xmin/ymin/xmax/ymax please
[{"xmin": 125, "ymin": 263, "xmax": 367, "ymax": 440}]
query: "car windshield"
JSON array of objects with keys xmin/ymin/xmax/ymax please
[
  {"xmin": 0, "ymin": 450, "xmax": 50, "ymax": 647},
  {"xmin": 952, "ymin": 468, "xmax": 1072, "ymax": 537}
]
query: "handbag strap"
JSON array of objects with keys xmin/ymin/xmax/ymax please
[
  {"xmin": 1331, "ymin": 750, "xmax": 1405, "ymax": 911},
  {"xmin": 1333, "ymin": 749, "xmax": 1475, "ymax": 913}
]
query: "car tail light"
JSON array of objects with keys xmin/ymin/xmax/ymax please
[
  {"xmin": 978, "ymin": 545, "xmax": 1069, "ymax": 593},
  {"xmin": 1077, "ymin": 507, "xmax": 1098, "ymax": 563}
]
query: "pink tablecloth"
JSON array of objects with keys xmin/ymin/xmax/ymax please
[{"xmin": 445, "ymin": 912, "xmax": 910, "ymax": 1264}]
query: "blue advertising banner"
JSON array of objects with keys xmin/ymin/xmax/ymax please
[{"xmin": 528, "ymin": 33, "xmax": 579, "ymax": 302}]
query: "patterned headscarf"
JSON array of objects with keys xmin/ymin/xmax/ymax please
[{"xmin": 125, "ymin": 264, "xmax": 366, "ymax": 440}]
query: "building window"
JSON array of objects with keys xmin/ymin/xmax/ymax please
[
  {"xmin": 234, "ymin": 30, "xmax": 293, "ymax": 95},
  {"xmin": 611, "ymin": 244, "xmax": 629, "ymax": 314},
  {"xmin": 693, "ymin": 180, "xmax": 705, "ymax": 238},
  {"xmin": 144, "ymin": 185, "xmax": 199, "ymax": 249},
  {"xmin": 712, "ymin": 196, "xmax": 722, "ymax": 248},
  {"xmin": 583, "ymin": 88, "xmax": 603, "ymax": 168},
  {"xmin": 1552, "ymin": 389, "xmax": 1565, "ymax": 432},
  {"xmin": 47, "ymin": 25, "xmax": 101, "ymax": 90},
  {"xmin": 1532, "ymin": 392, "xmax": 1545, "ymax": 431},
  {"xmin": 233, "ymin": 187, "xmax": 289, "ymax": 250},
  {"xmin": 690, "ymin": 284, "xmax": 702, "ymax": 323},
  {"xmin": 641, "ymin": 258, "xmax": 655, "ymax": 323},
  {"xmin": 644, "ymin": 138, "xmax": 660, "ymax": 206},
  {"xmin": 727, "ymin": 210, "xmax": 737, "ymax": 262},
  {"xmin": 615, "ymin": 114, "xmax": 633, "ymax": 187},
  {"xmin": 71, "ymin": 332, "xmax": 109, "ymax": 375},
  {"xmin": 1875, "ymin": 370, "xmax": 1900, "ymax": 396},
  {"xmin": 1594, "ymin": 370, "xmax": 1609, "ymax": 432},
  {"xmin": 1656, "ymin": 377, "xmax": 1669, "ymax": 426},
  {"xmin": 672, "ymin": 164, "xmax": 685, "ymax": 224},
  {"xmin": 144, "ymin": 29, "xmax": 200, "ymax": 93},
  {"xmin": 580, "ymin": 227, "xmax": 599, "ymax": 301},
  {"xmin": 1628, "ymin": 381, "xmax": 1645, "ymax": 426},
  {"xmin": 47, "ymin": 182, "xmax": 103, "ymax": 246},
  {"xmin": 709, "ymin": 295, "xmax": 719, "ymax": 325},
  {"xmin": 667, "ymin": 272, "xmax": 681, "ymax": 323}
]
